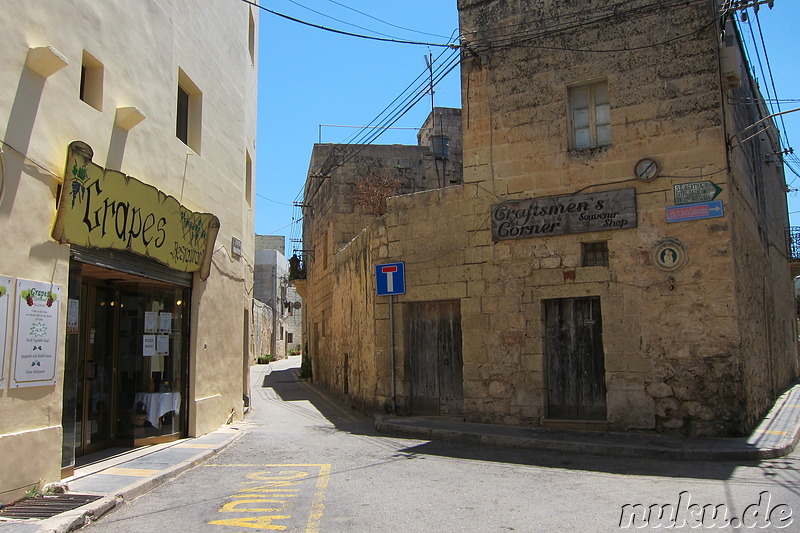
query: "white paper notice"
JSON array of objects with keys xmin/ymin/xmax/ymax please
[
  {"xmin": 156, "ymin": 335, "xmax": 169, "ymax": 356},
  {"xmin": 144, "ymin": 312, "xmax": 158, "ymax": 334},
  {"xmin": 143, "ymin": 335, "xmax": 156, "ymax": 357},
  {"xmin": 12, "ymin": 279, "xmax": 61, "ymax": 388},
  {"xmin": 67, "ymin": 299, "xmax": 80, "ymax": 334},
  {"xmin": 158, "ymin": 312, "xmax": 172, "ymax": 334},
  {"xmin": 0, "ymin": 276, "xmax": 12, "ymax": 386}
]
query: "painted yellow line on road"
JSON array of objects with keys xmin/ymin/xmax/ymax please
[
  {"xmin": 104, "ymin": 467, "xmax": 161, "ymax": 477},
  {"xmin": 306, "ymin": 464, "xmax": 331, "ymax": 533}
]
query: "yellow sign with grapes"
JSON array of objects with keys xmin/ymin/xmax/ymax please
[{"xmin": 52, "ymin": 141, "xmax": 219, "ymax": 280}]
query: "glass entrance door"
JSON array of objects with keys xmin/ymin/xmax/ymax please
[
  {"xmin": 81, "ymin": 284, "xmax": 116, "ymax": 453},
  {"xmin": 62, "ymin": 260, "xmax": 190, "ymax": 472}
]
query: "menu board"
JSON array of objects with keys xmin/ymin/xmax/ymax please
[{"xmin": 11, "ymin": 279, "xmax": 60, "ymax": 388}]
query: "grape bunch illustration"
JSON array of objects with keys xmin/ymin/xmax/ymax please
[
  {"xmin": 20, "ymin": 290, "xmax": 34, "ymax": 306},
  {"xmin": 70, "ymin": 162, "xmax": 89, "ymax": 207}
]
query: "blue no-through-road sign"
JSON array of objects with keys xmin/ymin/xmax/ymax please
[{"xmin": 375, "ymin": 262, "xmax": 405, "ymax": 296}]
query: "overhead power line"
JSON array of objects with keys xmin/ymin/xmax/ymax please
[
  {"xmin": 241, "ymin": 0, "xmax": 458, "ymax": 48},
  {"xmin": 324, "ymin": 0, "xmax": 453, "ymax": 40}
]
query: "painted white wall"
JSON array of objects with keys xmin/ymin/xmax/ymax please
[{"xmin": 0, "ymin": 0, "xmax": 257, "ymax": 502}]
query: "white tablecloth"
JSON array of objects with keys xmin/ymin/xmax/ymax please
[{"xmin": 134, "ymin": 392, "xmax": 181, "ymax": 428}]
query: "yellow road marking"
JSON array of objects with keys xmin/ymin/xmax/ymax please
[
  {"xmin": 753, "ymin": 429, "xmax": 787, "ymax": 435},
  {"xmin": 306, "ymin": 464, "xmax": 331, "ymax": 533},
  {"xmin": 220, "ymin": 499, "xmax": 288, "ymax": 513},
  {"xmin": 209, "ymin": 516, "xmax": 290, "ymax": 530},
  {"xmin": 104, "ymin": 467, "xmax": 161, "ymax": 477},
  {"xmin": 210, "ymin": 463, "xmax": 331, "ymax": 532}
]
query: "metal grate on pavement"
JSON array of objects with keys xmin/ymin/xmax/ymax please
[{"xmin": 0, "ymin": 494, "xmax": 102, "ymax": 520}]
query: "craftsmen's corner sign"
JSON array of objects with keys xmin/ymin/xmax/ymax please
[
  {"xmin": 491, "ymin": 188, "xmax": 637, "ymax": 241},
  {"xmin": 52, "ymin": 141, "xmax": 220, "ymax": 280}
]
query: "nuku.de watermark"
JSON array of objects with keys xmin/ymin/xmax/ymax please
[{"xmin": 619, "ymin": 491, "xmax": 792, "ymax": 529}]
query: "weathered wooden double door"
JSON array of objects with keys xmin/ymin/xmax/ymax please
[
  {"xmin": 407, "ymin": 301, "xmax": 463, "ymax": 416},
  {"xmin": 544, "ymin": 297, "xmax": 607, "ymax": 420}
]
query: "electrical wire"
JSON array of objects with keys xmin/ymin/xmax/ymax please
[
  {"xmin": 281, "ymin": 0, "xmax": 409, "ymax": 41},
  {"xmin": 341, "ymin": 30, "xmax": 461, "ymax": 145},
  {"xmin": 256, "ymin": 192, "xmax": 295, "ymax": 207},
  {"xmin": 240, "ymin": 0, "xmax": 457, "ymax": 48},
  {"xmin": 735, "ymin": 5, "xmax": 797, "ymax": 186},
  {"xmin": 464, "ymin": 0, "xmax": 708, "ymax": 53},
  {"xmin": 324, "ymin": 0, "xmax": 453, "ymax": 40}
]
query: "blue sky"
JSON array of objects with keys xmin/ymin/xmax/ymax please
[
  {"xmin": 254, "ymin": 1, "xmax": 799, "ymax": 254},
  {"xmin": 255, "ymin": 1, "xmax": 460, "ymax": 253}
]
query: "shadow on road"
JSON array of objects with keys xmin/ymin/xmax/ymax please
[{"xmin": 258, "ymin": 365, "xmax": 799, "ymax": 484}]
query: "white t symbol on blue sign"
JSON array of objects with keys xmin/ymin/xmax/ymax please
[{"xmin": 375, "ymin": 262, "xmax": 405, "ymax": 296}]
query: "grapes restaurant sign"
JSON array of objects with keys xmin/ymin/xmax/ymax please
[
  {"xmin": 52, "ymin": 142, "xmax": 220, "ymax": 280},
  {"xmin": 491, "ymin": 188, "xmax": 637, "ymax": 241}
]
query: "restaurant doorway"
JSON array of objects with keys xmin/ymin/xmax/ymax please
[{"xmin": 61, "ymin": 259, "xmax": 191, "ymax": 475}]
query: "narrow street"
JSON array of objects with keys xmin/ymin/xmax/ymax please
[{"xmin": 80, "ymin": 356, "xmax": 799, "ymax": 532}]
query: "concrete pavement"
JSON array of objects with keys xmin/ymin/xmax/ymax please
[
  {"xmin": 0, "ymin": 427, "xmax": 243, "ymax": 533},
  {"xmin": 1, "ymin": 367, "xmax": 797, "ymax": 532}
]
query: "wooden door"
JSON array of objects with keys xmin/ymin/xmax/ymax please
[
  {"xmin": 545, "ymin": 297, "xmax": 607, "ymax": 420},
  {"xmin": 407, "ymin": 301, "xmax": 463, "ymax": 416}
]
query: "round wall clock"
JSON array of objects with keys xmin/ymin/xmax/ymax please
[{"xmin": 635, "ymin": 157, "xmax": 660, "ymax": 182}]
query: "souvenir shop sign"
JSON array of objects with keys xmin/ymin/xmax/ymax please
[
  {"xmin": 491, "ymin": 188, "xmax": 637, "ymax": 241},
  {"xmin": 11, "ymin": 279, "xmax": 61, "ymax": 388},
  {"xmin": 52, "ymin": 141, "xmax": 220, "ymax": 280}
]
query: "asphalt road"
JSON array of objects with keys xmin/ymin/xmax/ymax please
[{"xmin": 80, "ymin": 356, "xmax": 800, "ymax": 532}]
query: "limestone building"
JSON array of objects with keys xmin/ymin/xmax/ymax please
[
  {"xmin": 0, "ymin": 0, "xmax": 258, "ymax": 503},
  {"xmin": 300, "ymin": 0, "xmax": 797, "ymax": 438},
  {"xmin": 254, "ymin": 235, "xmax": 303, "ymax": 359},
  {"xmin": 298, "ymin": 108, "xmax": 462, "ymax": 407}
]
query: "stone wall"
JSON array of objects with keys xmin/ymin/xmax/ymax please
[
  {"xmin": 302, "ymin": 1, "xmax": 797, "ymax": 436},
  {"xmin": 252, "ymin": 299, "xmax": 274, "ymax": 362}
]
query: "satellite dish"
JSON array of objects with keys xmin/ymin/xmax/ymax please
[{"xmin": 292, "ymin": 301, "xmax": 302, "ymax": 310}]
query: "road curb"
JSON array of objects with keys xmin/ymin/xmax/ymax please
[
  {"xmin": 29, "ymin": 429, "xmax": 244, "ymax": 533},
  {"xmin": 374, "ymin": 412, "xmax": 799, "ymax": 462}
]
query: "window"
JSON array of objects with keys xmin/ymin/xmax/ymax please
[
  {"xmin": 568, "ymin": 80, "xmax": 610, "ymax": 150},
  {"xmin": 80, "ymin": 51, "xmax": 103, "ymax": 111},
  {"xmin": 582, "ymin": 241, "xmax": 609, "ymax": 267},
  {"xmin": 287, "ymin": 333, "xmax": 294, "ymax": 344},
  {"xmin": 245, "ymin": 150, "xmax": 253, "ymax": 206},
  {"xmin": 176, "ymin": 69, "xmax": 202, "ymax": 152},
  {"xmin": 248, "ymin": 9, "xmax": 256, "ymax": 65}
]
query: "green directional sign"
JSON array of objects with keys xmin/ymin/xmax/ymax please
[{"xmin": 673, "ymin": 181, "xmax": 723, "ymax": 205}]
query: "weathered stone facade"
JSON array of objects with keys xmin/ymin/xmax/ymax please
[
  {"xmin": 301, "ymin": 1, "xmax": 798, "ymax": 437},
  {"xmin": 301, "ymin": 109, "xmax": 462, "ymax": 410}
]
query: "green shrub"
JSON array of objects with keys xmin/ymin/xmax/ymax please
[{"xmin": 257, "ymin": 354, "xmax": 274, "ymax": 365}]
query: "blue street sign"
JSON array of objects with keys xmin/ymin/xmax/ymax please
[
  {"xmin": 666, "ymin": 200, "xmax": 724, "ymax": 223},
  {"xmin": 375, "ymin": 262, "xmax": 406, "ymax": 296}
]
